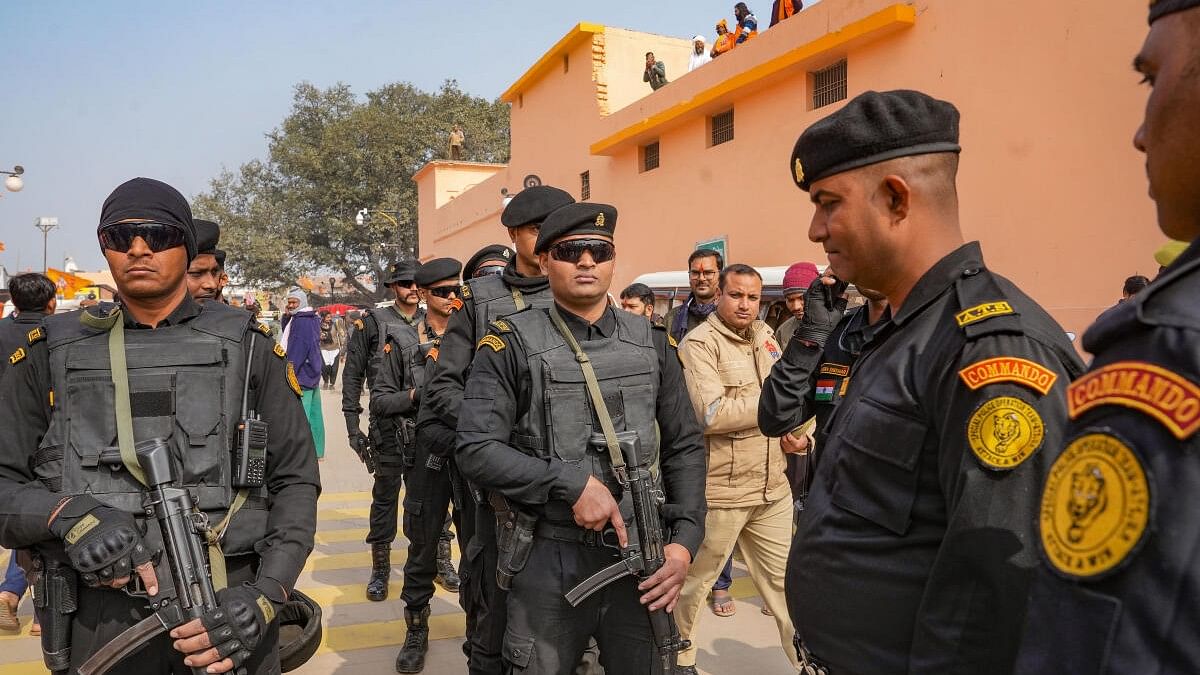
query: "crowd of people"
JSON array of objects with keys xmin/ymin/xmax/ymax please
[{"xmin": 0, "ymin": 4, "xmax": 1196, "ymax": 675}]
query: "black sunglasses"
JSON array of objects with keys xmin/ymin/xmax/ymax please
[
  {"xmin": 471, "ymin": 264, "xmax": 506, "ymax": 279},
  {"xmin": 548, "ymin": 239, "xmax": 616, "ymax": 264},
  {"xmin": 391, "ymin": 280, "xmax": 417, "ymax": 289},
  {"xmin": 426, "ymin": 285, "xmax": 460, "ymax": 299},
  {"xmin": 98, "ymin": 222, "xmax": 188, "ymax": 253}
]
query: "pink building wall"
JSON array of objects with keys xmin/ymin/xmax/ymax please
[{"xmin": 416, "ymin": 0, "xmax": 1159, "ymax": 344}]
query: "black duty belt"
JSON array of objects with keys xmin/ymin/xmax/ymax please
[{"xmin": 533, "ymin": 522, "xmax": 619, "ymax": 550}]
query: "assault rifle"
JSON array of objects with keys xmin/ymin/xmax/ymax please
[
  {"xmin": 564, "ymin": 431, "xmax": 690, "ymax": 672},
  {"xmin": 79, "ymin": 438, "xmax": 231, "ymax": 675}
]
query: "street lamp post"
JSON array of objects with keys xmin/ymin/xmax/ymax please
[
  {"xmin": 356, "ymin": 206, "xmax": 417, "ymax": 261},
  {"xmin": 2, "ymin": 165, "xmax": 24, "ymax": 193},
  {"xmin": 34, "ymin": 217, "xmax": 59, "ymax": 273}
]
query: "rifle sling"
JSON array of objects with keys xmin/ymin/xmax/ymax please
[{"xmin": 547, "ymin": 306, "xmax": 626, "ymax": 485}]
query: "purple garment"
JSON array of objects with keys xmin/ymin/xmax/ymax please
[{"xmin": 284, "ymin": 310, "xmax": 322, "ymax": 390}]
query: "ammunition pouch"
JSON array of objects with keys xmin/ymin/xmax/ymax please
[
  {"xmin": 493, "ymin": 493, "xmax": 537, "ymax": 591},
  {"xmin": 28, "ymin": 554, "xmax": 76, "ymax": 674}
]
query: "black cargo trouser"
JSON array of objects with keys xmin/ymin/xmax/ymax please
[
  {"xmin": 65, "ymin": 556, "xmax": 280, "ymax": 674},
  {"xmin": 462, "ymin": 499, "xmax": 507, "ymax": 675},
  {"xmin": 399, "ymin": 443, "xmax": 457, "ymax": 610},
  {"xmin": 504, "ymin": 533, "xmax": 656, "ymax": 675}
]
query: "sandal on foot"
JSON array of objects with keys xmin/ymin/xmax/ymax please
[{"xmin": 709, "ymin": 589, "xmax": 736, "ymax": 617}]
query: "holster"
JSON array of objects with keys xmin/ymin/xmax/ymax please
[
  {"xmin": 492, "ymin": 493, "xmax": 537, "ymax": 591},
  {"xmin": 397, "ymin": 417, "xmax": 418, "ymax": 468},
  {"xmin": 27, "ymin": 554, "xmax": 76, "ymax": 674}
]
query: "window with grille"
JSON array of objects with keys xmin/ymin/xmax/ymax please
[
  {"xmin": 710, "ymin": 109, "xmax": 734, "ymax": 146},
  {"xmin": 580, "ymin": 171, "xmax": 590, "ymax": 200},
  {"xmin": 812, "ymin": 59, "xmax": 848, "ymax": 109},
  {"xmin": 641, "ymin": 142, "xmax": 660, "ymax": 172}
]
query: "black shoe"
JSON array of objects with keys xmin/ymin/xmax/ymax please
[
  {"xmin": 395, "ymin": 606, "xmax": 431, "ymax": 673},
  {"xmin": 434, "ymin": 539, "xmax": 460, "ymax": 593},
  {"xmin": 366, "ymin": 543, "xmax": 390, "ymax": 602}
]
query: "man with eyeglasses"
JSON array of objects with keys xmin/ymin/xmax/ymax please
[
  {"xmin": 342, "ymin": 259, "xmax": 427, "ymax": 602},
  {"xmin": 370, "ymin": 257, "xmax": 464, "ymax": 672},
  {"xmin": 187, "ymin": 219, "xmax": 228, "ymax": 303},
  {"xmin": 457, "ymin": 202, "xmax": 707, "ymax": 673},
  {"xmin": 0, "ymin": 177, "xmax": 320, "ymax": 674},
  {"xmin": 420, "ymin": 185, "xmax": 574, "ymax": 674},
  {"xmin": 665, "ymin": 248, "xmax": 724, "ymax": 345}
]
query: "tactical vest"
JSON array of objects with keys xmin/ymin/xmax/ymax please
[
  {"xmin": 364, "ymin": 305, "xmax": 423, "ymax": 389},
  {"xmin": 504, "ymin": 309, "xmax": 661, "ymax": 523},
  {"xmin": 381, "ymin": 321, "xmax": 429, "ymax": 403},
  {"xmin": 466, "ymin": 274, "xmax": 553, "ymax": 339},
  {"xmin": 34, "ymin": 303, "xmax": 268, "ymax": 555}
]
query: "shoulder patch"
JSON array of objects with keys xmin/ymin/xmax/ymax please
[
  {"xmin": 273, "ymin": 343, "xmax": 287, "ymax": 359},
  {"xmin": 956, "ymin": 301, "xmax": 1014, "ymax": 328},
  {"xmin": 490, "ymin": 320, "xmax": 512, "ymax": 334},
  {"xmin": 1039, "ymin": 431, "xmax": 1150, "ymax": 579},
  {"xmin": 383, "ymin": 342, "xmax": 392, "ymax": 354},
  {"xmin": 477, "ymin": 334, "xmax": 506, "ymax": 353},
  {"xmin": 428, "ymin": 346, "xmax": 440, "ymax": 362},
  {"xmin": 354, "ymin": 318, "xmax": 365, "ymax": 331},
  {"xmin": 26, "ymin": 326, "xmax": 46, "ymax": 345},
  {"xmin": 450, "ymin": 298, "xmax": 464, "ymax": 312},
  {"xmin": 8, "ymin": 347, "xmax": 26, "ymax": 365},
  {"xmin": 959, "ymin": 357, "xmax": 1058, "ymax": 396},
  {"xmin": 763, "ymin": 339, "xmax": 781, "ymax": 360},
  {"xmin": 460, "ymin": 283, "xmax": 472, "ymax": 299},
  {"xmin": 285, "ymin": 362, "xmax": 303, "ymax": 397},
  {"xmin": 255, "ymin": 323, "xmax": 273, "ymax": 337},
  {"xmin": 966, "ymin": 396, "xmax": 1044, "ymax": 470},
  {"xmin": 1068, "ymin": 361, "xmax": 1200, "ymax": 440}
]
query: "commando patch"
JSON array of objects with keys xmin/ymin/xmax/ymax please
[
  {"xmin": 27, "ymin": 326, "xmax": 46, "ymax": 345},
  {"xmin": 966, "ymin": 396, "xmax": 1045, "ymax": 470},
  {"xmin": 955, "ymin": 301, "xmax": 1014, "ymax": 328},
  {"xmin": 273, "ymin": 343, "xmax": 287, "ymax": 359},
  {"xmin": 8, "ymin": 347, "xmax": 26, "ymax": 365},
  {"xmin": 1068, "ymin": 361, "xmax": 1200, "ymax": 440},
  {"xmin": 959, "ymin": 356, "xmax": 1058, "ymax": 396},
  {"xmin": 1039, "ymin": 431, "xmax": 1150, "ymax": 579},
  {"xmin": 477, "ymin": 334, "xmax": 506, "ymax": 353},
  {"xmin": 285, "ymin": 362, "xmax": 303, "ymax": 397},
  {"xmin": 819, "ymin": 363, "xmax": 851, "ymax": 378}
]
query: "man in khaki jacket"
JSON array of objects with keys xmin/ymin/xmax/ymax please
[{"xmin": 675, "ymin": 263, "xmax": 798, "ymax": 673}]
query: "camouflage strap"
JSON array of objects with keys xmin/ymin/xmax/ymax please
[
  {"xmin": 80, "ymin": 308, "xmax": 148, "ymax": 488},
  {"xmin": 547, "ymin": 306, "xmax": 627, "ymax": 485}
]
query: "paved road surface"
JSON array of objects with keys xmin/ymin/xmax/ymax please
[{"xmin": 0, "ymin": 387, "xmax": 794, "ymax": 674}]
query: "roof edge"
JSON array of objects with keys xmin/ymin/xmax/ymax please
[{"xmin": 500, "ymin": 22, "xmax": 606, "ymax": 103}]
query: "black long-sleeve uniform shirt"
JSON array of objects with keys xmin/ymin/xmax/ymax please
[
  {"xmin": 0, "ymin": 297, "xmax": 321, "ymax": 593},
  {"xmin": 0, "ymin": 311, "xmax": 46, "ymax": 377},
  {"xmin": 790, "ymin": 242, "xmax": 1084, "ymax": 675},
  {"xmin": 454, "ymin": 304, "xmax": 708, "ymax": 558},
  {"xmin": 340, "ymin": 304, "xmax": 422, "ymax": 435}
]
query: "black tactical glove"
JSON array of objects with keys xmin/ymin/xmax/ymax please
[
  {"xmin": 48, "ymin": 495, "xmax": 155, "ymax": 587},
  {"xmin": 195, "ymin": 581, "xmax": 286, "ymax": 670},
  {"xmin": 793, "ymin": 276, "xmax": 850, "ymax": 348}
]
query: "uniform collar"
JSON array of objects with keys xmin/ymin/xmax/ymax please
[
  {"xmin": 122, "ymin": 294, "xmax": 201, "ymax": 329},
  {"xmin": 708, "ymin": 312, "xmax": 759, "ymax": 343},
  {"xmin": 555, "ymin": 303, "xmax": 616, "ymax": 340},
  {"xmin": 13, "ymin": 310, "xmax": 47, "ymax": 323},
  {"xmin": 888, "ymin": 241, "xmax": 985, "ymax": 328},
  {"xmin": 502, "ymin": 260, "xmax": 550, "ymax": 291}
]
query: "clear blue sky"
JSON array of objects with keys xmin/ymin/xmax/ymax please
[{"xmin": 0, "ymin": 1, "xmax": 816, "ymax": 272}]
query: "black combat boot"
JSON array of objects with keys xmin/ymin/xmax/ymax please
[
  {"xmin": 395, "ymin": 606, "xmax": 431, "ymax": 673},
  {"xmin": 366, "ymin": 543, "xmax": 390, "ymax": 602},
  {"xmin": 434, "ymin": 538, "xmax": 460, "ymax": 592}
]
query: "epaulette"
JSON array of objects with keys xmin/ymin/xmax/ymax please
[
  {"xmin": 27, "ymin": 326, "xmax": 46, "ymax": 345},
  {"xmin": 8, "ymin": 347, "xmax": 26, "ymax": 366},
  {"xmin": 254, "ymin": 323, "xmax": 273, "ymax": 337},
  {"xmin": 954, "ymin": 271, "xmax": 1022, "ymax": 339},
  {"xmin": 272, "ymin": 343, "xmax": 287, "ymax": 359},
  {"xmin": 650, "ymin": 323, "xmax": 677, "ymax": 348},
  {"xmin": 460, "ymin": 283, "xmax": 472, "ymax": 300}
]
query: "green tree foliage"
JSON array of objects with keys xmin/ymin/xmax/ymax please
[{"xmin": 194, "ymin": 79, "xmax": 510, "ymax": 300}]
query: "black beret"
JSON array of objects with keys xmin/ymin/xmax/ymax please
[
  {"xmin": 385, "ymin": 260, "xmax": 421, "ymax": 285},
  {"xmin": 214, "ymin": 249, "xmax": 227, "ymax": 269},
  {"xmin": 534, "ymin": 202, "xmax": 617, "ymax": 254},
  {"xmin": 99, "ymin": 177, "xmax": 197, "ymax": 261},
  {"xmin": 464, "ymin": 244, "xmax": 513, "ymax": 278},
  {"xmin": 790, "ymin": 90, "xmax": 961, "ymax": 191},
  {"xmin": 1150, "ymin": 0, "xmax": 1200, "ymax": 23},
  {"xmin": 195, "ymin": 219, "xmax": 220, "ymax": 255},
  {"xmin": 415, "ymin": 257, "xmax": 462, "ymax": 286},
  {"xmin": 501, "ymin": 185, "xmax": 575, "ymax": 228}
]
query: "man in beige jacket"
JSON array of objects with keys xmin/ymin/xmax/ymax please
[{"xmin": 675, "ymin": 263, "xmax": 798, "ymax": 673}]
